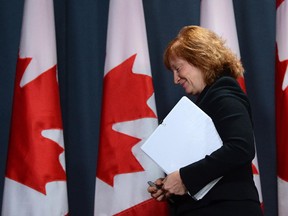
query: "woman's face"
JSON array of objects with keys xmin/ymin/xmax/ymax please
[{"xmin": 169, "ymin": 56, "xmax": 206, "ymax": 95}]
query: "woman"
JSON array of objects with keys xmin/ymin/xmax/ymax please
[{"xmin": 148, "ymin": 25, "xmax": 263, "ymax": 216}]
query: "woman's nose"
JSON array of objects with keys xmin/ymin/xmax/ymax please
[{"xmin": 174, "ymin": 72, "xmax": 180, "ymax": 84}]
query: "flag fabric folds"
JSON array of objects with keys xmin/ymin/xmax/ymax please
[
  {"xmin": 94, "ymin": 0, "xmax": 168, "ymax": 215},
  {"xmin": 200, "ymin": 0, "xmax": 263, "ymax": 207},
  {"xmin": 1, "ymin": 0, "xmax": 69, "ymax": 215},
  {"xmin": 276, "ymin": 1, "xmax": 288, "ymax": 216}
]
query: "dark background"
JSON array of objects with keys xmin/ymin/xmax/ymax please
[{"xmin": 0, "ymin": 0, "xmax": 276, "ymax": 215}]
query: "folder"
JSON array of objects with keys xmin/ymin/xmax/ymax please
[{"xmin": 140, "ymin": 96, "xmax": 222, "ymax": 200}]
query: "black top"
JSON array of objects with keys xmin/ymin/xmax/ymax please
[{"xmin": 171, "ymin": 76, "xmax": 260, "ymax": 214}]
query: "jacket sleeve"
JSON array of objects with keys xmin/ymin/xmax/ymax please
[{"xmin": 179, "ymin": 94, "xmax": 255, "ymax": 196}]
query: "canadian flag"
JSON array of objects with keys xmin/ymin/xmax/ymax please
[
  {"xmin": 200, "ymin": 0, "xmax": 263, "ymax": 206},
  {"xmin": 1, "ymin": 0, "xmax": 69, "ymax": 215},
  {"xmin": 276, "ymin": 0, "xmax": 288, "ymax": 216},
  {"xmin": 94, "ymin": 0, "xmax": 168, "ymax": 215}
]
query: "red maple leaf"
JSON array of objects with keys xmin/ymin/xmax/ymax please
[
  {"xmin": 276, "ymin": 46, "xmax": 288, "ymax": 181},
  {"xmin": 5, "ymin": 56, "xmax": 66, "ymax": 195},
  {"xmin": 277, "ymin": 0, "xmax": 284, "ymax": 8},
  {"xmin": 237, "ymin": 76, "xmax": 247, "ymax": 94},
  {"xmin": 252, "ymin": 163, "xmax": 259, "ymax": 175},
  {"xmin": 96, "ymin": 54, "xmax": 157, "ymax": 186}
]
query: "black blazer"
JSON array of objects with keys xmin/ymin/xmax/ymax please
[{"xmin": 171, "ymin": 76, "xmax": 260, "ymax": 214}]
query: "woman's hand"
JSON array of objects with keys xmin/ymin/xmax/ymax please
[
  {"xmin": 147, "ymin": 178, "xmax": 169, "ymax": 201},
  {"xmin": 148, "ymin": 172, "xmax": 187, "ymax": 201},
  {"xmin": 162, "ymin": 170, "xmax": 187, "ymax": 195}
]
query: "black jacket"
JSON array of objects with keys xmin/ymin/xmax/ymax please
[{"xmin": 171, "ymin": 76, "xmax": 260, "ymax": 214}]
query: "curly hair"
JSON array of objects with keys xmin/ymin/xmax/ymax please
[{"xmin": 164, "ymin": 25, "xmax": 244, "ymax": 86}]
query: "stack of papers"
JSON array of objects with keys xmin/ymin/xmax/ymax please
[{"xmin": 141, "ymin": 96, "xmax": 222, "ymax": 200}]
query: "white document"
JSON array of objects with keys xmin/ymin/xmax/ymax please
[{"xmin": 141, "ymin": 96, "xmax": 223, "ymax": 200}]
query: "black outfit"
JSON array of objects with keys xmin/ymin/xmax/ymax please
[{"xmin": 170, "ymin": 76, "xmax": 263, "ymax": 216}]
